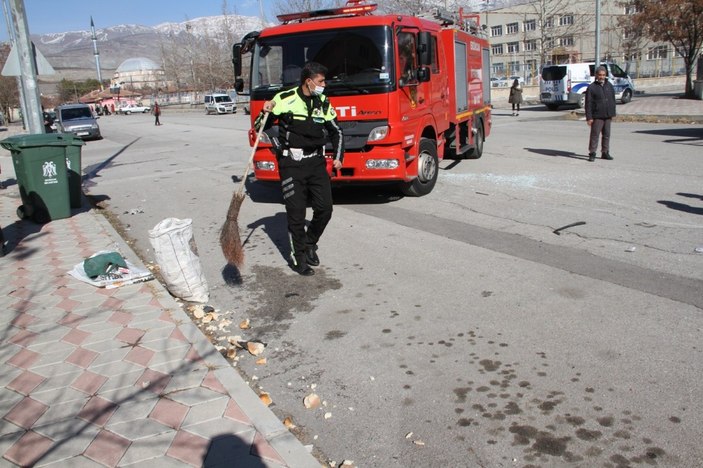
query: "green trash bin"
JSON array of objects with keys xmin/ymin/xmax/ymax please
[
  {"xmin": 63, "ymin": 136, "xmax": 85, "ymax": 209},
  {"xmin": 0, "ymin": 133, "xmax": 83, "ymax": 223}
]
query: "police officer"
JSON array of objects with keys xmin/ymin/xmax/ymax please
[{"xmin": 257, "ymin": 62, "xmax": 343, "ymax": 276}]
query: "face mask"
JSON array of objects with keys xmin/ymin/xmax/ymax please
[{"xmin": 308, "ymin": 81, "xmax": 325, "ymax": 95}]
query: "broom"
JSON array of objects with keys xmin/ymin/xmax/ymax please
[{"xmin": 220, "ymin": 111, "xmax": 270, "ymax": 267}]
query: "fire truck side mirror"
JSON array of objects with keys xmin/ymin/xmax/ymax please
[
  {"xmin": 232, "ymin": 44, "xmax": 243, "ymax": 77},
  {"xmin": 234, "ymin": 78, "xmax": 244, "ymax": 93},
  {"xmin": 417, "ymin": 66, "xmax": 430, "ymax": 83},
  {"xmin": 417, "ymin": 32, "xmax": 432, "ymax": 67}
]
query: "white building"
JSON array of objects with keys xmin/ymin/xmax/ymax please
[
  {"xmin": 112, "ymin": 57, "xmax": 167, "ymax": 91},
  {"xmin": 479, "ymin": 0, "xmax": 685, "ymax": 83}
]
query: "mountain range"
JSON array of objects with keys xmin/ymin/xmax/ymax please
[{"xmin": 30, "ymin": 15, "xmax": 266, "ymax": 82}]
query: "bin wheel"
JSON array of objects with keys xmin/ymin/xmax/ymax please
[
  {"xmin": 16, "ymin": 205, "xmax": 30, "ymax": 220},
  {"xmin": 31, "ymin": 209, "xmax": 49, "ymax": 224}
]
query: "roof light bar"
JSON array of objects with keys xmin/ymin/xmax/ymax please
[{"xmin": 277, "ymin": 2, "xmax": 377, "ymax": 23}]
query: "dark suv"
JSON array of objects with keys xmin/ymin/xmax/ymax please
[{"xmin": 56, "ymin": 104, "xmax": 102, "ymax": 140}]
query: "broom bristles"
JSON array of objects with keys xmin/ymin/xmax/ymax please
[{"xmin": 220, "ymin": 191, "xmax": 246, "ymax": 267}]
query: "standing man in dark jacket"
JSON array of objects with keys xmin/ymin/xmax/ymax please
[
  {"xmin": 585, "ymin": 66, "xmax": 616, "ymax": 162},
  {"xmin": 257, "ymin": 62, "xmax": 344, "ymax": 276}
]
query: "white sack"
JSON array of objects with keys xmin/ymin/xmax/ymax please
[{"xmin": 148, "ymin": 217, "xmax": 209, "ymax": 303}]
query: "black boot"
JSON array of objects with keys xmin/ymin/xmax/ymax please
[
  {"xmin": 588, "ymin": 152, "xmax": 596, "ymax": 162},
  {"xmin": 305, "ymin": 245, "xmax": 320, "ymax": 266},
  {"xmin": 602, "ymin": 153, "xmax": 613, "ymax": 160},
  {"xmin": 292, "ymin": 261, "xmax": 314, "ymax": 276}
]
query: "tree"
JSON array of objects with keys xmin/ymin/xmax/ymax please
[
  {"xmin": 631, "ymin": 0, "xmax": 703, "ymax": 98},
  {"xmin": 56, "ymin": 79, "xmax": 101, "ymax": 103},
  {"xmin": 0, "ymin": 44, "xmax": 19, "ymax": 123}
]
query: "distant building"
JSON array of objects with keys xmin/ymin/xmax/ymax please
[
  {"xmin": 479, "ymin": 0, "xmax": 684, "ymax": 82},
  {"xmin": 112, "ymin": 57, "xmax": 167, "ymax": 90}
]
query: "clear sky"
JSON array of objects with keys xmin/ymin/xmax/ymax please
[{"xmin": 0, "ymin": 0, "xmax": 270, "ymax": 41}]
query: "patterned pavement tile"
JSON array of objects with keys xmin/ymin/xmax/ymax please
[
  {"xmin": 91, "ymin": 368, "xmax": 144, "ymax": 395},
  {"xmin": 6, "ymin": 370, "xmax": 46, "ymax": 395},
  {"xmin": 147, "ymin": 343, "xmax": 192, "ymax": 369},
  {"xmin": 251, "ymin": 432, "xmax": 287, "ymax": 466},
  {"xmin": 3, "ymin": 430, "xmax": 54, "ymax": 467},
  {"xmin": 65, "ymin": 347, "xmax": 100, "ymax": 369},
  {"xmin": 0, "ymin": 366, "xmax": 22, "ymax": 389},
  {"xmin": 29, "ymin": 386, "xmax": 88, "ymax": 407},
  {"xmin": 26, "ymin": 327, "xmax": 74, "ymax": 348},
  {"xmin": 38, "ymin": 454, "xmax": 106, "ymax": 467},
  {"xmin": 77, "ymin": 396, "xmax": 118, "ymax": 427},
  {"xmin": 179, "ymin": 397, "xmax": 230, "ymax": 429},
  {"xmin": 83, "ymin": 429, "xmax": 131, "ymax": 466},
  {"xmin": 0, "ymin": 388, "xmax": 24, "ymax": 412},
  {"xmin": 57, "ymin": 312, "xmax": 87, "ymax": 328},
  {"xmin": 28, "ymin": 343, "xmax": 77, "ymax": 370},
  {"xmin": 7, "ymin": 328, "xmax": 39, "ymax": 347},
  {"xmin": 123, "ymin": 346, "xmax": 155, "ymax": 367},
  {"xmin": 149, "ymin": 398, "xmax": 190, "ymax": 430},
  {"xmin": 107, "ymin": 418, "xmax": 173, "ymax": 441},
  {"xmin": 90, "ymin": 342, "xmax": 132, "ymax": 364},
  {"xmin": 165, "ymin": 429, "xmax": 210, "ymax": 467},
  {"xmin": 116, "ymin": 430, "xmax": 177, "ymax": 466},
  {"xmin": 7, "ymin": 349, "xmax": 42, "ymax": 369},
  {"xmin": 61, "ymin": 328, "xmax": 91, "ymax": 346},
  {"xmin": 135, "ymin": 368, "xmax": 172, "ymax": 395},
  {"xmin": 32, "ymin": 393, "xmax": 90, "ymax": 428},
  {"xmin": 30, "ymin": 368, "xmax": 83, "ymax": 391},
  {"xmin": 115, "ymin": 327, "xmax": 146, "ymax": 345},
  {"xmin": 201, "ymin": 371, "xmax": 228, "ymax": 396},
  {"xmin": 3, "ymin": 396, "xmax": 49, "ymax": 429},
  {"xmin": 223, "ymin": 399, "xmax": 253, "ymax": 425},
  {"xmin": 180, "ymin": 417, "xmax": 254, "ymax": 440},
  {"xmin": 200, "ymin": 429, "xmax": 257, "ymax": 467},
  {"xmin": 104, "ymin": 396, "xmax": 159, "ymax": 426},
  {"xmin": 31, "ymin": 423, "xmax": 101, "ymax": 467},
  {"xmin": 71, "ymin": 371, "xmax": 108, "ymax": 396}
]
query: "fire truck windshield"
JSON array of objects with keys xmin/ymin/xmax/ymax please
[{"xmin": 251, "ymin": 26, "xmax": 393, "ymax": 98}]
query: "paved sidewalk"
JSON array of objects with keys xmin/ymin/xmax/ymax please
[{"xmin": 0, "ymin": 183, "xmax": 318, "ymax": 466}]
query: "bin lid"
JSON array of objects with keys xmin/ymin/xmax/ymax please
[{"xmin": 1, "ymin": 133, "xmax": 85, "ymax": 151}]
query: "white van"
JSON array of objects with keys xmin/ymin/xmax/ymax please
[
  {"xmin": 540, "ymin": 62, "xmax": 635, "ymax": 110},
  {"xmin": 204, "ymin": 93, "xmax": 236, "ymax": 114}
]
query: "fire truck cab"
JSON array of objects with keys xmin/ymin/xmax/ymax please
[{"xmin": 233, "ymin": 1, "xmax": 491, "ymax": 196}]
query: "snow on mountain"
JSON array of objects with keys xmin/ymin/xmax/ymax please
[{"xmin": 29, "ymin": 15, "xmax": 266, "ymax": 79}]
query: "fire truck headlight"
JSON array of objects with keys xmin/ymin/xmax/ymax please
[
  {"xmin": 366, "ymin": 159, "xmax": 399, "ymax": 170},
  {"xmin": 367, "ymin": 125, "xmax": 389, "ymax": 142},
  {"xmin": 258, "ymin": 132, "xmax": 271, "ymax": 144},
  {"xmin": 255, "ymin": 161, "xmax": 276, "ymax": 171}
]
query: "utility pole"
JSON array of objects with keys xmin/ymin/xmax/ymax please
[
  {"xmin": 1, "ymin": 0, "xmax": 27, "ymax": 126},
  {"xmin": 594, "ymin": 0, "xmax": 601, "ymax": 65},
  {"xmin": 7, "ymin": 0, "xmax": 42, "ymax": 133},
  {"xmin": 90, "ymin": 16, "xmax": 103, "ymax": 89}
]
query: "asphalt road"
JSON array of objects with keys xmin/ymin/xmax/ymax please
[{"xmin": 79, "ymin": 104, "xmax": 703, "ymax": 467}]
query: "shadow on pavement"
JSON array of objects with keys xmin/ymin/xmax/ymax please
[
  {"xmin": 633, "ymin": 128, "xmax": 703, "ymax": 145},
  {"xmin": 203, "ymin": 434, "xmax": 268, "ymax": 467},
  {"xmin": 658, "ymin": 193, "xmax": 703, "ymax": 215},
  {"xmin": 524, "ymin": 147, "xmax": 588, "ymax": 161}
]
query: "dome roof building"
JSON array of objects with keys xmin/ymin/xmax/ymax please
[{"xmin": 112, "ymin": 57, "xmax": 166, "ymax": 90}]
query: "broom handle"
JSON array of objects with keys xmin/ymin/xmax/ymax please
[{"xmin": 236, "ymin": 111, "xmax": 270, "ymax": 198}]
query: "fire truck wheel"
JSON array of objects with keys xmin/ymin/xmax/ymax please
[
  {"xmin": 466, "ymin": 124, "xmax": 484, "ymax": 159},
  {"xmin": 401, "ymin": 138, "xmax": 438, "ymax": 197}
]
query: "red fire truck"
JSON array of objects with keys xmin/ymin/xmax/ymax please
[{"xmin": 233, "ymin": 0, "xmax": 491, "ymax": 196}]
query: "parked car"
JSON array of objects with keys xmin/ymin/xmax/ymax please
[
  {"xmin": 118, "ymin": 103, "xmax": 151, "ymax": 115},
  {"xmin": 491, "ymin": 76, "xmax": 508, "ymax": 87},
  {"xmin": 204, "ymin": 93, "xmax": 236, "ymax": 114},
  {"xmin": 55, "ymin": 104, "xmax": 101, "ymax": 140}
]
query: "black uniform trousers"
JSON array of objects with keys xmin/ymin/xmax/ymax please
[{"xmin": 279, "ymin": 155, "xmax": 333, "ymax": 266}]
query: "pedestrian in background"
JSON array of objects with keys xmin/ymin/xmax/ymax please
[
  {"xmin": 153, "ymin": 101, "xmax": 161, "ymax": 126},
  {"xmin": 257, "ymin": 62, "xmax": 344, "ymax": 276},
  {"xmin": 509, "ymin": 79, "xmax": 523, "ymax": 116},
  {"xmin": 585, "ymin": 66, "xmax": 616, "ymax": 162}
]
